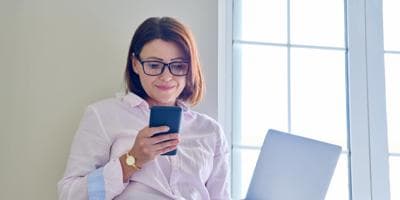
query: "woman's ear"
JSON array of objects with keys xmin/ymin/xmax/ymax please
[{"xmin": 132, "ymin": 58, "xmax": 139, "ymax": 74}]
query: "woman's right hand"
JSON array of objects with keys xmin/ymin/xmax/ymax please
[
  {"xmin": 129, "ymin": 126, "xmax": 180, "ymax": 168},
  {"xmin": 120, "ymin": 126, "xmax": 179, "ymax": 182}
]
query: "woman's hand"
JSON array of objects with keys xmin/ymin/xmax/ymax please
[
  {"xmin": 120, "ymin": 126, "xmax": 179, "ymax": 182},
  {"xmin": 130, "ymin": 126, "xmax": 180, "ymax": 168}
]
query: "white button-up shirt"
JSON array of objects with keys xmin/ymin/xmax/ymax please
[{"xmin": 57, "ymin": 92, "xmax": 231, "ymax": 200}]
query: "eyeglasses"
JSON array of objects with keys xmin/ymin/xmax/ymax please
[{"xmin": 136, "ymin": 56, "xmax": 189, "ymax": 76}]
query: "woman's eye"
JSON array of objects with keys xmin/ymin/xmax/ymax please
[
  {"xmin": 147, "ymin": 62, "xmax": 162, "ymax": 68},
  {"xmin": 174, "ymin": 64, "xmax": 184, "ymax": 69},
  {"xmin": 172, "ymin": 63, "xmax": 187, "ymax": 69}
]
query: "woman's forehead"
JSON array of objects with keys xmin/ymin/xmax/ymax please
[{"xmin": 140, "ymin": 39, "xmax": 184, "ymax": 59}]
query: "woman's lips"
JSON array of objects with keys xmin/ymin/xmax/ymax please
[{"xmin": 156, "ymin": 85, "xmax": 175, "ymax": 91}]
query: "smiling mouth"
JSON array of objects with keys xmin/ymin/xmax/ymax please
[{"xmin": 156, "ymin": 85, "xmax": 175, "ymax": 90}]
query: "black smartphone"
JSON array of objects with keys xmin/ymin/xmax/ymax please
[{"xmin": 149, "ymin": 106, "xmax": 182, "ymax": 155}]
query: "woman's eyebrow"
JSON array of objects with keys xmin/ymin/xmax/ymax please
[
  {"xmin": 171, "ymin": 57, "xmax": 186, "ymax": 61},
  {"xmin": 142, "ymin": 56, "xmax": 186, "ymax": 62},
  {"xmin": 141, "ymin": 56, "xmax": 163, "ymax": 61}
]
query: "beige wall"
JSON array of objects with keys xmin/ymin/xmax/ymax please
[{"xmin": 0, "ymin": 0, "xmax": 218, "ymax": 199}]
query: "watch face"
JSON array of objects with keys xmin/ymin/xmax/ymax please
[{"xmin": 126, "ymin": 155, "xmax": 135, "ymax": 166}]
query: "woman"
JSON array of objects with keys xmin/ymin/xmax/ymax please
[{"xmin": 58, "ymin": 17, "xmax": 231, "ymax": 200}]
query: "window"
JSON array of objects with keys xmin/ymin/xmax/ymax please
[
  {"xmin": 219, "ymin": 0, "xmax": 392, "ymax": 199},
  {"xmin": 232, "ymin": 0, "xmax": 348, "ymax": 199}
]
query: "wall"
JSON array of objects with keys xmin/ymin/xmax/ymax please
[{"xmin": 0, "ymin": 0, "xmax": 218, "ymax": 199}]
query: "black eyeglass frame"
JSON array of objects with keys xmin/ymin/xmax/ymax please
[{"xmin": 135, "ymin": 55, "xmax": 190, "ymax": 76}]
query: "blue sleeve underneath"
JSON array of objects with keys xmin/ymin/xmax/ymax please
[{"xmin": 88, "ymin": 168, "xmax": 105, "ymax": 200}]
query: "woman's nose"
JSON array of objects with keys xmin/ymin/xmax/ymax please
[{"xmin": 159, "ymin": 66, "xmax": 173, "ymax": 81}]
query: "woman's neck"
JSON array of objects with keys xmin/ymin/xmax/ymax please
[{"xmin": 146, "ymin": 98, "xmax": 177, "ymax": 107}]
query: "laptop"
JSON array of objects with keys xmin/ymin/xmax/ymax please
[{"xmin": 245, "ymin": 129, "xmax": 342, "ymax": 200}]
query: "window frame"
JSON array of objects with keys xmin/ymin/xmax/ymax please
[{"xmin": 347, "ymin": 0, "xmax": 391, "ymax": 199}]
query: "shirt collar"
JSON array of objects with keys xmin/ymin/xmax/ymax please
[
  {"xmin": 176, "ymin": 99, "xmax": 190, "ymax": 112},
  {"xmin": 118, "ymin": 92, "xmax": 149, "ymax": 110}
]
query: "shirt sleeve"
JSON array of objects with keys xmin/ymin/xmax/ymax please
[
  {"xmin": 57, "ymin": 106, "xmax": 128, "ymax": 200},
  {"xmin": 206, "ymin": 123, "xmax": 231, "ymax": 200}
]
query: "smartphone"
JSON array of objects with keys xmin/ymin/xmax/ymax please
[{"xmin": 149, "ymin": 106, "xmax": 182, "ymax": 155}]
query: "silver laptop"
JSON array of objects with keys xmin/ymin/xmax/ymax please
[{"xmin": 245, "ymin": 129, "xmax": 342, "ymax": 200}]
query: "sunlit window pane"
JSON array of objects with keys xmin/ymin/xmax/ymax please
[
  {"xmin": 290, "ymin": 48, "xmax": 347, "ymax": 150},
  {"xmin": 234, "ymin": 0, "xmax": 287, "ymax": 43},
  {"xmin": 325, "ymin": 154, "xmax": 350, "ymax": 200},
  {"xmin": 232, "ymin": 148, "xmax": 260, "ymax": 200},
  {"xmin": 291, "ymin": 0, "xmax": 345, "ymax": 47},
  {"xmin": 383, "ymin": 0, "xmax": 400, "ymax": 50},
  {"xmin": 235, "ymin": 44, "xmax": 288, "ymax": 147},
  {"xmin": 384, "ymin": 54, "xmax": 400, "ymax": 153},
  {"xmin": 389, "ymin": 156, "xmax": 400, "ymax": 200}
]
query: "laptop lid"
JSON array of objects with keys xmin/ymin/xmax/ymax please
[{"xmin": 245, "ymin": 129, "xmax": 342, "ymax": 200}]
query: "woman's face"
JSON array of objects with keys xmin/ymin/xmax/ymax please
[{"xmin": 133, "ymin": 39, "xmax": 187, "ymax": 106}]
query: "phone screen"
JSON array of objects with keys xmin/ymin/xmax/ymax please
[{"xmin": 149, "ymin": 106, "xmax": 182, "ymax": 155}]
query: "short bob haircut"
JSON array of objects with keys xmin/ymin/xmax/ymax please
[{"xmin": 124, "ymin": 17, "xmax": 204, "ymax": 106}]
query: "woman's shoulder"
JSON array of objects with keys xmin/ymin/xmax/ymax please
[
  {"xmin": 185, "ymin": 110, "xmax": 228, "ymax": 147},
  {"xmin": 190, "ymin": 110, "xmax": 217, "ymax": 123},
  {"xmin": 186, "ymin": 109, "xmax": 222, "ymax": 132},
  {"xmin": 85, "ymin": 93, "xmax": 129, "ymax": 113}
]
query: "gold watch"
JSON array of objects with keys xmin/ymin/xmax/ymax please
[{"xmin": 125, "ymin": 152, "xmax": 140, "ymax": 170}]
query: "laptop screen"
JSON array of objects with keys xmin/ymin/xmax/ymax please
[{"xmin": 245, "ymin": 129, "xmax": 342, "ymax": 200}]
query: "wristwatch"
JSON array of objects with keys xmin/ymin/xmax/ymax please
[{"xmin": 125, "ymin": 152, "xmax": 140, "ymax": 170}]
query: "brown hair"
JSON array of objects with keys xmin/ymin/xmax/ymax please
[{"xmin": 124, "ymin": 17, "xmax": 204, "ymax": 106}]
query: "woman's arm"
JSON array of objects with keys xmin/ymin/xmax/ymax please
[{"xmin": 57, "ymin": 106, "xmax": 127, "ymax": 200}]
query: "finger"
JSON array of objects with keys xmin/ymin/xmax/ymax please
[
  {"xmin": 150, "ymin": 133, "xmax": 179, "ymax": 144},
  {"xmin": 148, "ymin": 126, "xmax": 170, "ymax": 137},
  {"xmin": 154, "ymin": 139, "xmax": 179, "ymax": 151},
  {"xmin": 139, "ymin": 126, "xmax": 169, "ymax": 138},
  {"xmin": 157, "ymin": 145, "xmax": 178, "ymax": 155}
]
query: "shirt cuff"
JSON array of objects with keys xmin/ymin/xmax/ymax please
[
  {"xmin": 87, "ymin": 159, "xmax": 128, "ymax": 200},
  {"xmin": 88, "ymin": 168, "xmax": 105, "ymax": 200}
]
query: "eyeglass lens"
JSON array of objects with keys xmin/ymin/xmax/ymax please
[{"xmin": 143, "ymin": 61, "xmax": 189, "ymax": 76}]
